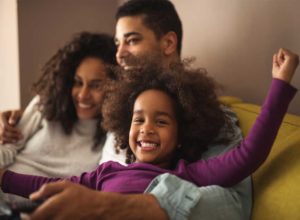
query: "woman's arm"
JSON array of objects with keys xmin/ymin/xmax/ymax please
[
  {"xmin": 0, "ymin": 109, "xmax": 23, "ymax": 144},
  {"xmin": 0, "ymin": 96, "xmax": 43, "ymax": 167}
]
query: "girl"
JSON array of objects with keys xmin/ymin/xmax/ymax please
[
  {"xmin": 0, "ymin": 32, "xmax": 116, "ymax": 179},
  {"xmin": 0, "ymin": 48, "xmax": 298, "ymax": 197}
]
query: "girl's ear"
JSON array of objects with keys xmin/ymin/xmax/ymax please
[{"xmin": 161, "ymin": 31, "xmax": 178, "ymax": 56}]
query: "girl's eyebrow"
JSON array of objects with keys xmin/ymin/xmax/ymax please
[
  {"xmin": 155, "ymin": 111, "xmax": 174, "ymax": 119},
  {"xmin": 133, "ymin": 110, "xmax": 174, "ymax": 119},
  {"xmin": 133, "ymin": 110, "xmax": 143, "ymax": 114}
]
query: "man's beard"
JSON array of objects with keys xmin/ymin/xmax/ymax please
[{"xmin": 120, "ymin": 52, "xmax": 164, "ymax": 71}]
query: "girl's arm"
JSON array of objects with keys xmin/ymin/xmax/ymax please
[
  {"xmin": 180, "ymin": 49, "xmax": 299, "ymax": 186},
  {"xmin": 0, "ymin": 162, "xmax": 110, "ymax": 198}
]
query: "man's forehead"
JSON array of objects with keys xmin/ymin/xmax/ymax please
[
  {"xmin": 115, "ymin": 16, "xmax": 148, "ymax": 37},
  {"xmin": 119, "ymin": 32, "xmax": 141, "ymax": 39}
]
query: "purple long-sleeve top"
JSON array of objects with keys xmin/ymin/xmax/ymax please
[{"xmin": 1, "ymin": 79, "xmax": 297, "ymax": 198}]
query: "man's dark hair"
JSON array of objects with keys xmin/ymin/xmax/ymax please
[{"xmin": 116, "ymin": 0, "xmax": 183, "ymax": 55}]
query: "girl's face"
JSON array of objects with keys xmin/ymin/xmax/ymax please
[
  {"xmin": 129, "ymin": 89, "xmax": 179, "ymax": 168},
  {"xmin": 72, "ymin": 57, "xmax": 106, "ymax": 120}
]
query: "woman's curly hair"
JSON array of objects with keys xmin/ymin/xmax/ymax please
[
  {"xmin": 32, "ymin": 32, "xmax": 117, "ymax": 148},
  {"xmin": 102, "ymin": 61, "xmax": 232, "ymax": 164}
]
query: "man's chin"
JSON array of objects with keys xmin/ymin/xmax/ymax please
[{"xmin": 123, "ymin": 65, "xmax": 140, "ymax": 71}]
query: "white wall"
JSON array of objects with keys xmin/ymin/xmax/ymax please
[
  {"xmin": 0, "ymin": 0, "xmax": 20, "ymax": 110},
  {"xmin": 172, "ymin": 0, "xmax": 300, "ymax": 115}
]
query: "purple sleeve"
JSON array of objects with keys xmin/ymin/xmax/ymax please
[
  {"xmin": 1, "ymin": 164, "xmax": 106, "ymax": 198},
  {"xmin": 1, "ymin": 171, "xmax": 63, "ymax": 198},
  {"xmin": 176, "ymin": 79, "xmax": 297, "ymax": 187}
]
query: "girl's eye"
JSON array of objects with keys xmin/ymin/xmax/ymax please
[
  {"xmin": 157, "ymin": 120, "xmax": 168, "ymax": 126},
  {"xmin": 133, "ymin": 117, "xmax": 144, "ymax": 124}
]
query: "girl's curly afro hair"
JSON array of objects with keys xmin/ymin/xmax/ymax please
[{"xmin": 102, "ymin": 61, "xmax": 231, "ymax": 164}]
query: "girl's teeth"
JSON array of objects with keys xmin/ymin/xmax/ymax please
[{"xmin": 140, "ymin": 142, "xmax": 158, "ymax": 147}]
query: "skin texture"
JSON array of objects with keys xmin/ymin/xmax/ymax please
[
  {"xmin": 115, "ymin": 16, "xmax": 178, "ymax": 70},
  {"xmin": 72, "ymin": 57, "xmax": 106, "ymax": 120},
  {"xmin": 129, "ymin": 89, "xmax": 178, "ymax": 168},
  {"xmin": 272, "ymin": 48, "xmax": 299, "ymax": 83}
]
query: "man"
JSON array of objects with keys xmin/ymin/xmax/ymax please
[{"xmin": 0, "ymin": 0, "xmax": 251, "ymax": 219}]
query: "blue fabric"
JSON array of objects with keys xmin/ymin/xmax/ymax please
[{"xmin": 146, "ymin": 173, "xmax": 248, "ymax": 220}]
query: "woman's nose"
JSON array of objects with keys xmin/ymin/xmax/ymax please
[{"xmin": 78, "ymin": 86, "xmax": 91, "ymax": 100}]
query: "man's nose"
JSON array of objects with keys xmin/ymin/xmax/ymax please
[{"xmin": 116, "ymin": 42, "xmax": 129, "ymax": 61}]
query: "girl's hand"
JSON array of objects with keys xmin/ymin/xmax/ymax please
[{"xmin": 272, "ymin": 48, "xmax": 299, "ymax": 83}]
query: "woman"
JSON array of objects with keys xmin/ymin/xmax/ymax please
[{"xmin": 0, "ymin": 32, "xmax": 117, "ymax": 179}]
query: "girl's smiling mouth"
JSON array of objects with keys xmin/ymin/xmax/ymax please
[{"xmin": 137, "ymin": 141, "xmax": 160, "ymax": 151}]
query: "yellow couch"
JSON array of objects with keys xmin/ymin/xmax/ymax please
[{"xmin": 220, "ymin": 96, "xmax": 300, "ymax": 220}]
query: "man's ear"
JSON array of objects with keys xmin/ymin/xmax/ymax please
[{"xmin": 161, "ymin": 31, "xmax": 178, "ymax": 56}]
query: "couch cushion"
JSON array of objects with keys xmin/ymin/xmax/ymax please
[{"xmin": 225, "ymin": 99, "xmax": 300, "ymax": 220}]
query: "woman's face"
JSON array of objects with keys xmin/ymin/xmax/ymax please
[
  {"xmin": 72, "ymin": 57, "xmax": 106, "ymax": 120},
  {"xmin": 129, "ymin": 89, "xmax": 179, "ymax": 168}
]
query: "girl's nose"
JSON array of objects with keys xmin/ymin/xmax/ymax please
[{"xmin": 140, "ymin": 123, "xmax": 155, "ymax": 135}]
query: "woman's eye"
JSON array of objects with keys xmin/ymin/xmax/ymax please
[
  {"xmin": 74, "ymin": 80, "xmax": 82, "ymax": 87},
  {"xmin": 90, "ymin": 83, "xmax": 102, "ymax": 90}
]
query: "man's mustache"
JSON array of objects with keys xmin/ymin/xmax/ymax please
[
  {"xmin": 120, "ymin": 53, "xmax": 163, "ymax": 70},
  {"xmin": 121, "ymin": 55, "xmax": 141, "ymax": 67}
]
